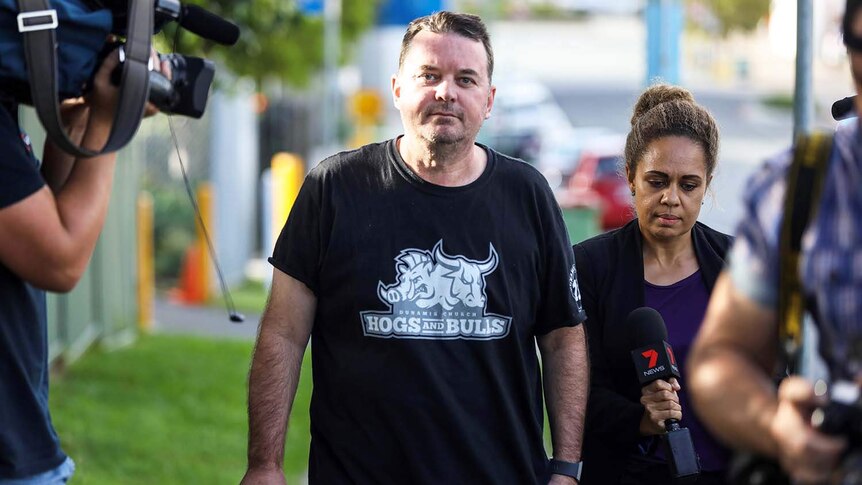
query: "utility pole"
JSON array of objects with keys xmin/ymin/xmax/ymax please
[
  {"xmin": 323, "ymin": 0, "xmax": 342, "ymax": 148},
  {"xmin": 645, "ymin": 0, "xmax": 682, "ymax": 85},
  {"xmin": 794, "ymin": 0, "xmax": 814, "ymax": 139}
]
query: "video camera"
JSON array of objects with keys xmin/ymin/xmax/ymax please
[
  {"xmin": 0, "ymin": 0, "xmax": 238, "ymax": 157},
  {"xmin": 98, "ymin": 0, "xmax": 239, "ymax": 118}
]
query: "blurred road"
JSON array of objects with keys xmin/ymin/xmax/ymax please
[{"xmin": 154, "ymin": 298, "xmax": 260, "ymax": 339}]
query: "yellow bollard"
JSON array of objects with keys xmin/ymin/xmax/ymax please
[
  {"xmin": 271, "ymin": 153, "xmax": 305, "ymax": 248},
  {"xmin": 348, "ymin": 89, "xmax": 383, "ymax": 149},
  {"xmin": 136, "ymin": 191, "xmax": 154, "ymax": 331},
  {"xmin": 195, "ymin": 182, "xmax": 213, "ymax": 302}
]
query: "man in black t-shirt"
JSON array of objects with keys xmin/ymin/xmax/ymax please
[
  {"xmin": 242, "ymin": 11, "xmax": 589, "ymax": 485},
  {"xmin": 0, "ymin": 52, "xmax": 167, "ymax": 482}
]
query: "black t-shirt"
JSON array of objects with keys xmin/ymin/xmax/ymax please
[
  {"xmin": 0, "ymin": 103, "xmax": 67, "ymax": 478},
  {"xmin": 270, "ymin": 138, "xmax": 586, "ymax": 484}
]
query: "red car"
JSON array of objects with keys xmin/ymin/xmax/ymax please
[{"xmin": 560, "ymin": 136, "xmax": 633, "ymax": 231}]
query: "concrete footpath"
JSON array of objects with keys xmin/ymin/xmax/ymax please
[{"xmin": 154, "ymin": 297, "xmax": 261, "ymax": 340}]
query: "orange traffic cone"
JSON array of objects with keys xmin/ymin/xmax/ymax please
[{"xmin": 170, "ymin": 245, "xmax": 207, "ymax": 304}]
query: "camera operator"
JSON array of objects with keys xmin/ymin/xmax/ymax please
[
  {"xmin": 0, "ymin": 47, "xmax": 168, "ymax": 483},
  {"xmin": 686, "ymin": 1, "xmax": 862, "ymax": 484}
]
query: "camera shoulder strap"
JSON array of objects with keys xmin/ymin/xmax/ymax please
[
  {"xmin": 16, "ymin": 0, "xmax": 153, "ymax": 157},
  {"xmin": 778, "ymin": 130, "xmax": 833, "ymax": 374}
]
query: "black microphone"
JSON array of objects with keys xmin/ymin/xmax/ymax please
[
  {"xmin": 832, "ymin": 95, "xmax": 856, "ymax": 121},
  {"xmin": 179, "ymin": 5, "xmax": 240, "ymax": 46},
  {"xmin": 628, "ymin": 307, "xmax": 701, "ymax": 480}
]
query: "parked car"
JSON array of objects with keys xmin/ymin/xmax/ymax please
[
  {"xmin": 533, "ymin": 125, "xmax": 614, "ymax": 192},
  {"xmin": 560, "ymin": 134, "xmax": 633, "ymax": 231},
  {"xmin": 481, "ymin": 79, "xmax": 630, "ymax": 226}
]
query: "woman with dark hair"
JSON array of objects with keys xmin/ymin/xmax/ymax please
[{"xmin": 575, "ymin": 84, "xmax": 732, "ymax": 485}]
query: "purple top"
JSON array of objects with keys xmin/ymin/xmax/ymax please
[{"xmin": 644, "ymin": 269, "xmax": 731, "ymax": 472}]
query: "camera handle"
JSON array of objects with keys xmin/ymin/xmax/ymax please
[{"xmin": 17, "ymin": 0, "xmax": 153, "ymax": 157}]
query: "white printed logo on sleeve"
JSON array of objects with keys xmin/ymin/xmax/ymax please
[
  {"xmin": 569, "ymin": 264, "xmax": 581, "ymax": 302},
  {"xmin": 569, "ymin": 263, "xmax": 584, "ymax": 314},
  {"xmin": 361, "ymin": 240, "xmax": 512, "ymax": 340}
]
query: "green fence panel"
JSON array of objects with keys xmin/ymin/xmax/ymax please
[
  {"xmin": 94, "ymin": 149, "xmax": 140, "ymax": 350},
  {"xmin": 57, "ymin": 265, "xmax": 100, "ymax": 364}
]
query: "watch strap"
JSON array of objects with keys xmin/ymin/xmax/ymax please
[{"xmin": 549, "ymin": 458, "xmax": 582, "ymax": 481}]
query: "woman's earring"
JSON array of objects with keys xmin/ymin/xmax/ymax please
[{"xmin": 631, "ymin": 189, "xmax": 635, "ymax": 196}]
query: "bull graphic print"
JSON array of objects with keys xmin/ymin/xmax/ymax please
[{"xmin": 361, "ymin": 240, "xmax": 512, "ymax": 340}]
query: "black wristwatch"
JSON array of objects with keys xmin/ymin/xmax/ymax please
[{"xmin": 548, "ymin": 458, "xmax": 582, "ymax": 481}]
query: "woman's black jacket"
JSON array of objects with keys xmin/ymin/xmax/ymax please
[{"xmin": 572, "ymin": 219, "xmax": 733, "ymax": 485}]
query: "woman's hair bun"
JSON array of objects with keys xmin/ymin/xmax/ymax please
[{"xmin": 630, "ymin": 84, "xmax": 695, "ymax": 127}]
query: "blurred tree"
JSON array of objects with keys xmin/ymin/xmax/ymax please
[
  {"xmin": 701, "ymin": 0, "xmax": 770, "ymax": 36},
  {"xmin": 158, "ymin": 0, "xmax": 378, "ymax": 86}
]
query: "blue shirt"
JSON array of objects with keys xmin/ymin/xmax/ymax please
[
  {"xmin": 0, "ymin": 102, "xmax": 67, "ymax": 478},
  {"xmin": 729, "ymin": 120, "xmax": 862, "ymax": 379}
]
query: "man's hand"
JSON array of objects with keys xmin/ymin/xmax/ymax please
[
  {"xmin": 770, "ymin": 376, "xmax": 846, "ymax": 484},
  {"xmin": 42, "ymin": 48, "xmax": 170, "ymax": 189},
  {"xmin": 143, "ymin": 51, "xmax": 172, "ymax": 118},
  {"xmin": 239, "ymin": 467, "xmax": 287, "ymax": 485},
  {"xmin": 639, "ymin": 377, "xmax": 682, "ymax": 436},
  {"xmin": 86, "ymin": 48, "xmax": 171, "ymax": 130},
  {"xmin": 84, "ymin": 48, "xmax": 121, "ymax": 130}
]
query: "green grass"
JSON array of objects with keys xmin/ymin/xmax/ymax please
[{"xmin": 49, "ymin": 334, "xmax": 312, "ymax": 484}]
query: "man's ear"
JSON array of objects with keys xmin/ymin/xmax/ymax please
[
  {"xmin": 391, "ymin": 74, "xmax": 401, "ymax": 109},
  {"xmin": 484, "ymin": 85, "xmax": 496, "ymax": 119}
]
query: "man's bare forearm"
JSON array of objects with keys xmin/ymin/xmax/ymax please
[
  {"xmin": 243, "ymin": 272, "xmax": 315, "ymax": 485},
  {"xmin": 688, "ymin": 342, "xmax": 781, "ymax": 457},
  {"xmin": 540, "ymin": 324, "xmax": 589, "ymax": 461},
  {"xmin": 0, "ymin": 111, "xmax": 118, "ymax": 292},
  {"xmin": 246, "ymin": 318, "xmax": 308, "ymax": 470},
  {"xmin": 688, "ymin": 273, "xmax": 780, "ymax": 458}
]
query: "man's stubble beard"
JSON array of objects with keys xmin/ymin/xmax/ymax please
[
  {"xmin": 420, "ymin": 119, "xmax": 484, "ymax": 156},
  {"xmin": 425, "ymin": 129, "xmax": 465, "ymax": 146},
  {"xmin": 417, "ymin": 101, "xmax": 479, "ymax": 150}
]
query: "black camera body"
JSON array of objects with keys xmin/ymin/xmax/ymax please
[
  {"xmin": 811, "ymin": 381, "xmax": 862, "ymax": 485},
  {"xmin": 731, "ymin": 381, "xmax": 862, "ymax": 485},
  {"xmin": 813, "ymin": 382, "xmax": 862, "ymax": 443},
  {"xmin": 110, "ymin": 51, "xmax": 214, "ymax": 119},
  {"xmin": 148, "ymin": 54, "xmax": 214, "ymax": 119}
]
